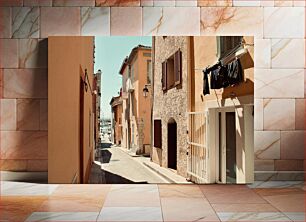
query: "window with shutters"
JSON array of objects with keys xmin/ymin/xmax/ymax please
[
  {"xmin": 161, "ymin": 49, "xmax": 182, "ymax": 92},
  {"xmin": 154, "ymin": 120, "xmax": 162, "ymax": 148},
  {"xmin": 217, "ymin": 36, "xmax": 242, "ymax": 59}
]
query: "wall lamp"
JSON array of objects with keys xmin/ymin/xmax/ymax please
[
  {"xmin": 84, "ymin": 69, "xmax": 94, "ymax": 95},
  {"xmin": 143, "ymin": 84, "xmax": 151, "ymax": 98}
]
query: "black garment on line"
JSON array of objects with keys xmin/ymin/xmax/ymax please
[
  {"xmin": 210, "ymin": 65, "xmax": 229, "ymax": 89},
  {"xmin": 203, "ymin": 69, "xmax": 210, "ymax": 95},
  {"xmin": 227, "ymin": 59, "xmax": 243, "ymax": 85}
]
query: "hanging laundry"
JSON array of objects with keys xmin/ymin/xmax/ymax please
[
  {"xmin": 203, "ymin": 68, "xmax": 210, "ymax": 95},
  {"xmin": 210, "ymin": 64, "xmax": 229, "ymax": 89},
  {"xmin": 227, "ymin": 59, "xmax": 243, "ymax": 85}
]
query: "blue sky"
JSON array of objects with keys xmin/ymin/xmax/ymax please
[{"xmin": 94, "ymin": 36, "xmax": 152, "ymax": 119}]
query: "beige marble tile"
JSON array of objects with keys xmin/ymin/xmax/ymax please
[
  {"xmin": 200, "ymin": 7, "xmax": 263, "ymax": 37},
  {"xmin": 98, "ymin": 207, "xmax": 163, "ymax": 222},
  {"xmin": 304, "ymin": 69, "xmax": 306, "ymax": 98},
  {"xmin": 199, "ymin": 185, "xmax": 266, "ymax": 204},
  {"xmin": 0, "ymin": 69, "xmax": 3, "ymax": 98},
  {"xmin": 3, "ymin": 69, "xmax": 48, "ymax": 99},
  {"xmin": 141, "ymin": 0, "xmax": 153, "ymax": 6},
  {"xmin": 52, "ymin": 184, "xmax": 111, "ymax": 199},
  {"xmin": 53, "ymin": 0, "xmax": 95, "ymax": 6},
  {"xmin": 0, "ymin": 7, "xmax": 11, "ymax": 38},
  {"xmin": 0, "ymin": 196, "xmax": 47, "ymax": 222},
  {"xmin": 254, "ymin": 159, "xmax": 275, "ymax": 171},
  {"xmin": 24, "ymin": 0, "xmax": 52, "ymax": 6},
  {"xmin": 264, "ymin": 7, "xmax": 305, "ymax": 38},
  {"xmin": 198, "ymin": 0, "xmax": 232, "ymax": 6},
  {"xmin": 176, "ymin": 0, "xmax": 197, "ymax": 6},
  {"xmin": 271, "ymin": 39, "xmax": 305, "ymax": 68},
  {"xmin": 280, "ymin": 131, "xmax": 304, "ymax": 159},
  {"xmin": 254, "ymin": 99, "xmax": 263, "ymax": 130},
  {"xmin": 217, "ymin": 212, "xmax": 291, "ymax": 221},
  {"xmin": 233, "ymin": 0, "xmax": 260, "ymax": 6},
  {"xmin": 274, "ymin": 0, "xmax": 293, "ymax": 6},
  {"xmin": 161, "ymin": 197, "xmax": 219, "ymax": 221},
  {"xmin": 19, "ymin": 39, "xmax": 48, "ymax": 68},
  {"xmin": 295, "ymin": 99, "xmax": 305, "ymax": 130},
  {"xmin": 12, "ymin": 7, "xmax": 40, "ymax": 38},
  {"xmin": 158, "ymin": 184, "xmax": 204, "ymax": 198},
  {"xmin": 0, "ymin": 39, "xmax": 18, "ymax": 69},
  {"xmin": 40, "ymin": 99, "xmax": 48, "ymax": 130},
  {"xmin": 103, "ymin": 185, "xmax": 160, "ymax": 207},
  {"xmin": 41, "ymin": 7, "xmax": 80, "ymax": 38},
  {"xmin": 0, "ymin": 131, "xmax": 48, "ymax": 159},
  {"xmin": 293, "ymin": 0, "xmax": 306, "ymax": 6},
  {"xmin": 81, "ymin": 7, "xmax": 110, "ymax": 36},
  {"xmin": 254, "ymin": 131, "xmax": 280, "ymax": 160},
  {"xmin": 153, "ymin": 0, "xmax": 175, "ymax": 6},
  {"xmin": 0, "ymin": 159, "xmax": 27, "ymax": 171},
  {"xmin": 143, "ymin": 7, "xmax": 200, "ymax": 35},
  {"xmin": 275, "ymin": 160, "xmax": 304, "ymax": 171},
  {"xmin": 38, "ymin": 196, "xmax": 104, "ymax": 212},
  {"xmin": 27, "ymin": 160, "xmax": 48, "ymax": 171},
  {"xmin": 0, "ymin": 0, "xmax": 23, "ymax": 6},
  {"xmin": 260, "ymin": 0, "xmax": 274, "ymax": 6},
  {"xmin": 263, "ymin": 99, "xmax": 295, "ymax": 130},
  {"xmin": 254, "ymin": 39, "xmax": 271, "ymax": 68},
  {"xmin": 0, "ymin": 99, "xmax": 17, "ymax": 131},
  {"xmin": 212, "ymin": 203, "xmax": 278, "ymax": 212},
  {"xmin": 110, "ymin": 7, "xmax": 142, "ymax": 35},
  {"xmin": 255, "ymin": 69, "xmax": 304, "ymax": 98},
  {"xmin": 257, "ymin": 188, "xmax": 305, "ymax": 212},
  {"xmin": 96, "ymin": 0, "xmax": 140, "ymax": 6},
  {"xmin": 17, "ymin": 99, "xmax": 40, "ymax": 131}
]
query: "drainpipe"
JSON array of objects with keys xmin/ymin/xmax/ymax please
[{"xmin": 150, "ymin": 37, "xmax": 155, "ymax": 162}]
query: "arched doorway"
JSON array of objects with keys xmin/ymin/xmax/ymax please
[{"xmin": 168, "ymin": 118, "xmax": 177, "ymax": 170}]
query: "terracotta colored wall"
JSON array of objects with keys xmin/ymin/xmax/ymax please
[
  {"xmin": 48, "ymin": 36, "xmax": 94, "ymax": 184},
  {"xmin": 137, "ymin": 49, "xmax": 152, "ymax": 147}
]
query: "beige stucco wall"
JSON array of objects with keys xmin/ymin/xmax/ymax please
[{"xmin": 121, "ymin": 47, "xmax": 152, "ymax": 154}]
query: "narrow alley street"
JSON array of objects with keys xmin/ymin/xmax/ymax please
[{"xmin": 90, "ymin": 138, "xmax": 168, "ymax": 184}]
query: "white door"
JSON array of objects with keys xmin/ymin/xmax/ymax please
[{"xmin": 212, "ymin": 105, "xmax": 254, "ymax": 184}]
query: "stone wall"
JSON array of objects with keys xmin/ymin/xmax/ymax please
[{"xmin": 152, "ymin": 36, "xmax": 189, "ymax": 177}]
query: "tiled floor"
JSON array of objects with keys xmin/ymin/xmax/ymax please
[{"xmin": 0, "ymin": 181, "xmax": 305, "ymax": 222}]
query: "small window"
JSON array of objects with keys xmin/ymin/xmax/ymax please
[
  {"xmin": 143, "ymin": 52, "xmax": 151, "ymax": 57},
  {"xmin": 147, "ymin": 60, "xmax": 152, "ymax": 84},
  {"xmin": 161, "ymin": 49, "xmax": 182, "ymax": 92},
  {"xmin": 217, "ymin": 36, "xmax": 242, "ymax": 59},
  {"xmin": 154, "ymin": 120, "xmax": 162, "ymax": 148}
]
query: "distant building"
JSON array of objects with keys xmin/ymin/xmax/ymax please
[
  {"xmin": 110, "ymin": 94, "xmax": 123, "ymax": 145},
  {"xmin": 119, "ymin": 45, "xmax": 152, "ymax": 155},
  {"xmin": 93, "ymin": 70, "xmax": 102, "ymax": 146}
]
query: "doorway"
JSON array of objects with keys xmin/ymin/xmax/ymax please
[
  {"xmin": 217, "ymin": 109, "xmax": 237, "ymax": 184},
  {"xmin": 214, "ymin": 105, "xmax": 254, "ymax": 184},
  {"xmin": 168, "ymin": 119, "xmax": 177, "ymax": 170}
]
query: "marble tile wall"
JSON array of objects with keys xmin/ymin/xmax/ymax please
[{"xmin": 0, "ymin": 1, "xmax": 304, "ymax": 176}]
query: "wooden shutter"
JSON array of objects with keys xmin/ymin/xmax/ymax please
[
  {"xmin": 162, "ymin": 61, "xmax": 167, "ymax": 91},
  {"xmin": 154, "ymin": 120, "xmax": 162, "ymax": 148},
  {"xmin": 174, "ymin": 49, "xmax": 182, "ymax": 86}
]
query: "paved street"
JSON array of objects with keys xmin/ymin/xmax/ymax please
[{"xmin": 93, "ymin": 141, "xmax": 167, "ymax": 184}]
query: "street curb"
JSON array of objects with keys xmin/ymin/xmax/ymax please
[{"xmin": 142, "ymin": 162, "xmax": 176, "ymax": 183}]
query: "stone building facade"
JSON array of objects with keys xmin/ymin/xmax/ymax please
[{"xmin": 152, "ymin": 36, "xmax": 189, "ymax": 177}]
